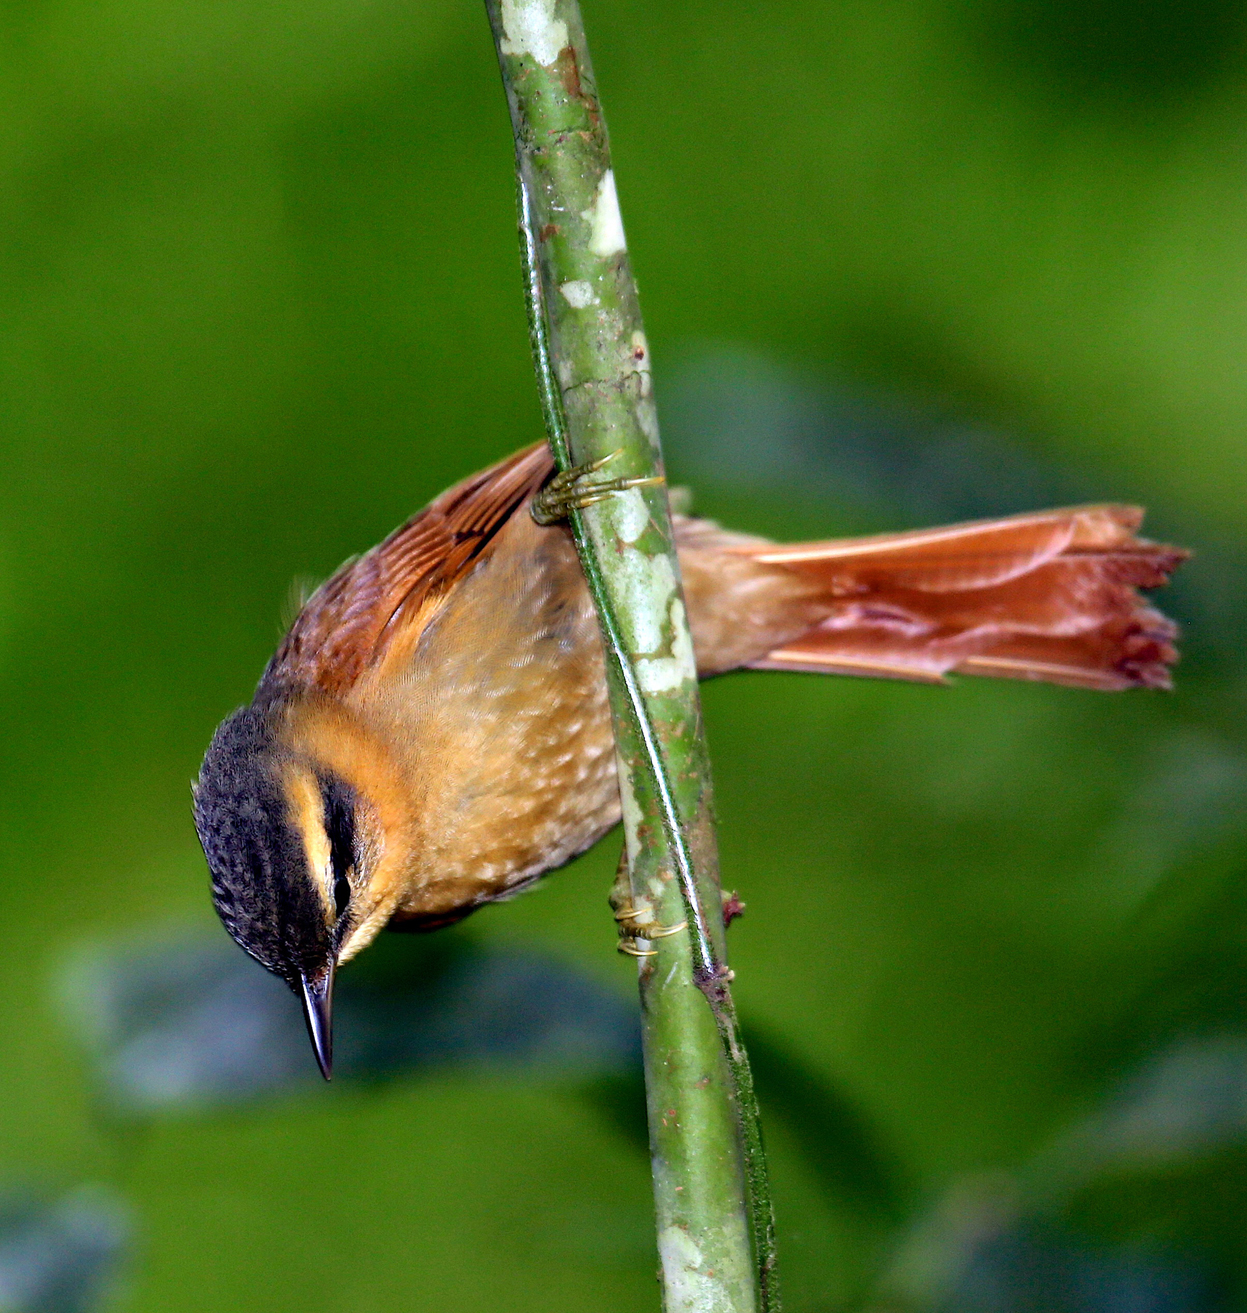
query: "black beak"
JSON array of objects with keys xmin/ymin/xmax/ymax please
[{"xmin": 299, "ymin": 966, "xmax": 335, "ymax": 1080}]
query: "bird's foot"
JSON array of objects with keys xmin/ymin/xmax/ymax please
[
  {"xmin": 531, "ymin": 450, "xmax": 664, "ymax": 525},
  {"xmin": 614, "ymin": 906, "xmax": 689, "ymax": 957},
  {"xmin": 608, "ymin": 851, "xmax": 687, "ymax": 957}
]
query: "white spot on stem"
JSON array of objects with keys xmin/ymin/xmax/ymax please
[
  {"xmin": 617, "ymin": 752, "xmax": 642, "ymax": 863},
  {"xmin": 637, "ymin": 599, "xmax": 697, "ymax": 694},
  {"xmin": 498, "ymin": 0, "xmax": 568, "ymax": 67},
  {"xmin": 658, "ymin": 1228, "xmax": 733, "ymax": 1313},
  {"xmin": 585, "ymin": 170, "xmax": 627, "ymax": 257},
  {"xmin": 614, "ymin": 486, "xmax": 650, "ymax": 544},
  {"xmin": 585, "ymin": 504, "xmax": 693, "ymax": 688},
  {"xmin": 622, "ymin": 554, "xmax": 677, "ymax": 654},
  {"xmin": 559, "ymin": 279, "xmax": 597, "ymax": 308}
]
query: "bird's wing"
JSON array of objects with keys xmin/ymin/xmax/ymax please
[{"xmin": 268, "ymin": 443, "xmax": 555, "ymax": 695}]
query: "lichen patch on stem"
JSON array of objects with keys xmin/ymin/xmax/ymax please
[
  {"xmin": 587, "ymin": 500, "xmax": 693, "ymax": 692},
  {"xmin": 617, "ymin": 752, "xmax": 643, "ymax": 863},
  {"xmin": 659, "ymin": 1227, "xmax": 737, "ymax": 1313},
  {"xmin": 637, "ymin": 598, "xmax": 698, "ymax": 694},
  {"xmin": 559, "ymin": 279, "xmax": 597, "ymax": 308},
  {"xmin": 585, "ymin": 169, "xmax": 627, "ymax": 257},
  {"xmin": 613, "ymin": 486, "xmax": 651, "ymax": 544},
  {"xmin": 613, "ymin": 547, "xmax": 678, "ymax": 655},
  {"xmin": 499, "ymin": 0, "xmax": 568, "ymax": 66}
]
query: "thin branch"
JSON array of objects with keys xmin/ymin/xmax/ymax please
[{"xmin": 487, "ymin": 4, "xmax": 778, "ymax": 1308}]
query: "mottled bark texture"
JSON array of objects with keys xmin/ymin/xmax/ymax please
[{"xmin": 485, "ymin": 3, "xmax": 777, "ymax": 1309}]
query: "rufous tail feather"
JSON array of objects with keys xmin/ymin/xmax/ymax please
[{"xmin": 732, "ymin": 505, "xmax": 1186, "ymax": 690}]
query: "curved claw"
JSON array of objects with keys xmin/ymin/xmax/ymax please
[
  {"xmin": 613, "ymin": 905, "xmax": 688, "ymax": 957},
  {"xmin": 532, "ymin": 452, "xmax": 665, "ymax": 525}
]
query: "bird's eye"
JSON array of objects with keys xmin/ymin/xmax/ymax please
[
  {"xmin": 320, "ymin": 774, "xmax": 358, "ymax": 922},
  {"xmin": 333, "ymin": 874, "xmax": 351, "ymax": 920}
]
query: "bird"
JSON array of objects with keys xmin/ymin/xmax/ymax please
[{"xmin": 193, "ymin": 441, "xmax": 1186, "ymax": 1078}]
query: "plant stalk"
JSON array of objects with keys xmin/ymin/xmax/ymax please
[{"xmin": 485, "ymin": 3, "xmax": 778, "ymax": 1309}]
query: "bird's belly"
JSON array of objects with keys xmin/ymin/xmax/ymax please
[
  {"xmin": 380, "ymin": 515, "xmax": 623, "ymax": 923},
  {"xmin": 392, "ymin": 674, "xmax": 621, "ymax": 922}
]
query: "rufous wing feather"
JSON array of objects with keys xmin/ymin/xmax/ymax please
[
  {"xmin": 739, "ymin": 506, "xmax": 1186, "ymax": 690},
  {"xmin": 269, "ymin": 443, "xmax": 555, "ymax": 694}
]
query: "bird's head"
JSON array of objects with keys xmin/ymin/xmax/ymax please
[{"xmin": 193, "ymin": 696, "xmax": 404, "ymax": 1078}]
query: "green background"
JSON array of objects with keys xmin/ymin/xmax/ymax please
[{"xmin": 2, "ymin": 0, "xmax": 1247, "ymax": 1308}]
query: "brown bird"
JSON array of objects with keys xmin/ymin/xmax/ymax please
[{"xmin": 193, "ymin": 442, "xmax": 1186, "ymax": 1076}]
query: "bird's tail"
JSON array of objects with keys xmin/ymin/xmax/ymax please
[{"xmin": 725, "ymin": 505, "xmax": 1186, "ymax": 690}]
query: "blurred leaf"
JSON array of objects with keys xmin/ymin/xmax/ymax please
[
  {"xmin": 0, "ymin": 1189, "xmax": 128, "ymax": 1313},
  {"xmin": 57, "ymin": 926, "xmax": 640, "ymax": 1111}
]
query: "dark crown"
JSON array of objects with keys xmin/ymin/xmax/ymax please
[{"xmin": 194, "ymin": 704, "xmax": 331, "ymax": 982}]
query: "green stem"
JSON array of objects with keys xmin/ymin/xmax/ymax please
[{"xmin": 487, "ymin": 4, "xmax": 778, "ymax": 1309}]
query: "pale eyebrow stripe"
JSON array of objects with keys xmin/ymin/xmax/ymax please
[{"xmin": 283, "ymin": 765, "xmax": 335, "ymax": 918}]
